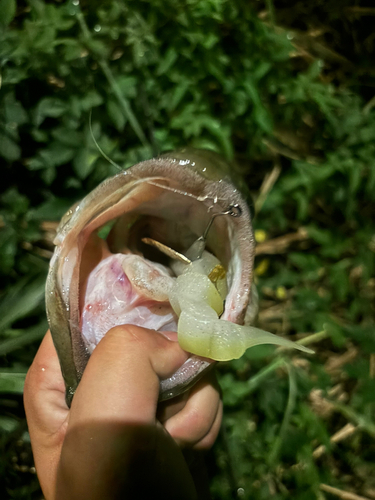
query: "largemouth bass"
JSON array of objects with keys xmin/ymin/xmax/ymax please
[{"xmin": 46, "ymin": 148, "xmax": 311, "ymax": 406}]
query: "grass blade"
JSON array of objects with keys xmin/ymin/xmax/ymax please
[
  {"xmin": 0, "ymin": 320, "xmax": 47, "ymax": 356},
  {"xmin": 0, "ymin": 274, "xmax": 46, "ymax": 333}
]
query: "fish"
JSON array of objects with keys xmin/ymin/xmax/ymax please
[{"xmin": 46, "ymin": 148, "xmax": 311, "ymax": 407}]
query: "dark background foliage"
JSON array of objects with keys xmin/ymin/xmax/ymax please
[{"xmin": 0, "ymin": 0, "xmax": 374, "ymax": 498}]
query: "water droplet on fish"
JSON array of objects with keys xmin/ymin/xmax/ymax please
[
  {"xmin": 179, "ymin": 159, "xmax": 190, "ymax": 166},
  {"xmin": 94, "ymin": 24, "xmax": 101, "ymax": 32}
]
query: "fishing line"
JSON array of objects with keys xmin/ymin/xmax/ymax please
[
  {"xmin": 202, "ymin": 204, "xmax": 242, "ymax": 240},
  {"xmin": 89, "ymin": 119, "xmax": 231, "ymax": 208},
  {"xmin": 186, "ymin": 204, "xmax": 242, "ymax": 260},
  {"xmin": 89, "ymin": 111, "xmax": 122, "ymax": 172},
  {"xmin": 89, "ymin": 111, "xmax": 237, "ymax": 216}
]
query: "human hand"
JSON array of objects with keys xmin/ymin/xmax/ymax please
[{"xmin": 24, "ymin": 326, "xmax": 222, "ymax": 500}]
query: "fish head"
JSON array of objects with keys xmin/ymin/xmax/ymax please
[{"xmin": 46, "ymin": 149, "xmax": 255, "ymax": 406}]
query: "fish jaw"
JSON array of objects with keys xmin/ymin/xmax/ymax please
[{"xmin": 46, "ymin": 152, "xmax": 255, "ymax": 405}]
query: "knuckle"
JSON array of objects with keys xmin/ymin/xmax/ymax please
[
  {"xmin": 103, "ymin": 324, "xmax": 147, "ymax": 350},
  {"xmin": 173, "ymin": 406, "xmax": 209, "ymax": 446}
]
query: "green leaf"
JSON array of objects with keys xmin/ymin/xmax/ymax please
[
  {"xmin": 0, "ymin": 321, "xmax": 47, "ymax": 356},
  {"xmin": 41, "ymin": 165, "xmax": 57, "ymax": 184},
  {"xmin": 0, "ymin": 415, "xmax": 18, "ymax": 432},
  {"xmin": 3, "ymin": 92, "xmax": 28, "ymax": 125},
  {"xmin": 30, "ymin": 197, "xmax": 74, "ymax": 221},
  {"xmin": 0, "ymin": 0, "xmax": 16, "ymax": 27},
  {"xmin": 31, "ymin": 128, "xmax": 49, "ymax": 142},
  {"xmin": 166, "ymin": 80, "xmax": 190, "ymax": 111},
  {"xmin": 52, "ymin": 127, "xmax": 83, "ymax": 147},
  {"xmin": 84, "ymin": 38, "xmax": 109, "ymax": 58},
  {"xmin": 1, "ymin": 187, "xmax": 29, "ymax": 214},
  {"xmin": 0, "ymin": 226, "xmax": 17, "ymax": 273},
  {"xmin": 306, "ymin": 225, "xmax": 333, "ymax": 246},
  {"xmin": 156, "ymin": 47, "xmax": 178, "ymax": 75},
  {"xmin": 34, "ymin": 98, "xmax": 67, "ymax": 127},
  {"xmin": 0, "ymin": 274, "xmax": 46, "ymax": 333},
  {"xmin": 1, "ymin": 66, "xmax": 28, "ymax": 85},
  {"xmin": 73, "ymin": 147, "xmax": 98, "ymax": 179},
  {"xmin": 0, "ymin": 371, "xmax": 26, "ymax": 394},
  {"xmin": 253, "ymin": 104, "xmax": 273, "ymax": 133},
  {"xmin": 106, "ymin": 98, "xmax": 126, "ymax": 131},
  {"xmin": 324, "ymin": 322, "xmax": 346, "ymax": 348},
  {"xmin": 40, "ymin": 143, "xmax": 76, "ymax": 167},
  {"xmin": 115, "ymin": 76, "xmax": 137, "ymax": 98},
  {"xmin": 27, "ymin": 156, "xmax": 46, "ymax": 170},
  {"xmin": 62, "ymin": 39, "xmax": 84, "ymax": 61},
  {"xmin": 79, "ymin": 90, "xmax": 104, "ymax": 111},
  {"xmin": 0, "ymin": 131, "xmax": 20, "ymax": 161}
]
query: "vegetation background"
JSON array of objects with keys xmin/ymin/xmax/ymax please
[{"xmin": 0, "ymin": 0, "xmax": 374, "ymax": 498}]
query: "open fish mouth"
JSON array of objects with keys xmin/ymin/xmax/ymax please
[{"xmin": 46, "ymin": 149, "xmax": 311, "ymax": 406}]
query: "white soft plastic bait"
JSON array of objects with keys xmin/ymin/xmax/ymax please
[{"xmin": 169, "ymin": 254, "xmax": 313, "ymax": 361}]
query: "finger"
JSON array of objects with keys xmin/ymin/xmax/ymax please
[
  {"xmin": 193, "ymin": 399, "xmax": 223, "ymax": 450},
  {"xmin": 24, "ymin": 331, "xmax": 69, "ymax": 500},
  {"xmin": 69, "ymin": 324, "xmax": 189, "ymax": 427},
  {"xmin": 157, "ymin": 391, "xmax": 190, "ymax": 424},
  {"xmin": 163, "ymin": 371, "xmax": 222, "ymax": 449},
  {"xmin": 24, "ymin": 331, "xmax": 68, "ymax": 441}
]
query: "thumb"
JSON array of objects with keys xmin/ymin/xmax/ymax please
[
  {"xmin": 69, "ymin": 324, "xmax": 189, "ymax": 426},
  {"xmin": 56, "ymin": 325, "xmax": 197, "ymax": 500}
]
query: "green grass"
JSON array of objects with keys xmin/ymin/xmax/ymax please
[{"xmin": 0, "ymin": 0, "xmax": 374, "ymax": 498}]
